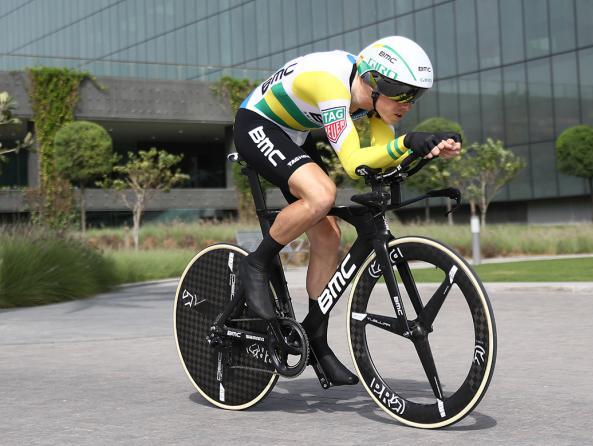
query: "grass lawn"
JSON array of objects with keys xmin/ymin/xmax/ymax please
[
  {"xmin": 106, "ymin": 249, "xmax": 593, "ymax": 284},
  {"xmin": 410, "ymin": 257, "xmax": 593, "ymax": 282},
  {"xmin": 105, "ymin": 249, "xmax": 197, "ymax": 285}
]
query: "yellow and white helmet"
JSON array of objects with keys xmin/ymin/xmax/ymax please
[{"xmin": 357, "ymin": 36, "xmax": 433, "ymax": 103}]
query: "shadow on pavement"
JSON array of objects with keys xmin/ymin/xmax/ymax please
[{"xmin": 188, "ymin": 377, "xmax": 497, "ymax": 430}]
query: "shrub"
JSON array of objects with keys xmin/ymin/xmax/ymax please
[{"xmin": 0, "ymin": 228, "xmax": 116, "ymax": 307}]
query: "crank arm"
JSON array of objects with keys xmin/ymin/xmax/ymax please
[
  {"xmin": 268, "ymin": 319, "xmax": 301, "ymax": 355},
  {"xmin": 309, "ymin": 348, "xmax": 331, "ymax": 389}
]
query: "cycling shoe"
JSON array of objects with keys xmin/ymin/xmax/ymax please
[
  {"xmin": 239, "ymin": 257, "xmax": 276, "ymax": 320},
  {"xmin": 302, "ymin": 304, "xmax": 359, "ymax": 386},
  {"xmin": 311, "ymin": 345, "xmax": 359, "ymax": 386}
]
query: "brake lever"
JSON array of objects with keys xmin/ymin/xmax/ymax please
[{"xmin": 425, "ymin": 187, "xmax": 462, "ymax": 215}]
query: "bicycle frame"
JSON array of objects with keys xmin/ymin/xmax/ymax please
[
  {"xmin": 222, "ymin": 154, "xmax": 462, "ymax": 387},
  {"xmin": 237, "ymin": 163, "xmax": 426, "ymax": 385},
  {"xmin": 243, "ymin": 160, "xmax": 426, "ymax": 322}
]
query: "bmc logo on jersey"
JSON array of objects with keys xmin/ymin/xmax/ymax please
[
  {"xmin": 322, "ymin": 106, "xmax": 347, "ymax": 144},
  {"xmin": 248, "ymin": 126, "xmax": 286, "ymax": 167}
]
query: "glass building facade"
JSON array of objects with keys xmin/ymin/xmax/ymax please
[{"xmin": 1, "ymin": 0, "xmax": 592, "ymax": 207}]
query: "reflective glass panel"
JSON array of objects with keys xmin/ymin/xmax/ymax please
[
  {"xmin": 282, "ymin": 0, "xmax": 297, "ymax": 49},
  {"xmin": 530, "ymin": 141, "xmax": 558, "ymax": 198},
  {"xmin": 549, "ymin": 0, "xmax": 576, "ymax": 52},
  {"xmin": 395, "ymin": 14, "xmax": 414, "ymax": 39},
  {"xmin": 476, "ymin": 0, "xmax": 500, "ymax": 68},
  {"xmin": 437, "ymin": 78, "xmax": 460, "ymax": 123},
  {"xmin": 434, "ymin": 3, "xmax": 456, "ymax": 78},
  {"xmin": 458, "ymin": 73, "xmax": 481, "ymax": 143},
  {"xmin": 579, "ymin": 47, "xmax": 593, "ymax": 125},
  {"xmin": 507, "ymin": 145, "xmax": 533, "ymax": 200},
  {"xmin": 552, "ymin": 52, "xmax": 580, "ymax": 135},
  {"xmin": 527, "ymin": 59, "xmax": 553, "ymax": 141},
  {"xmin": 576, "ymin": 0, "xmax": 593, "ymax": 46},
  {"xmin": 243, "ymin": 2, "xmax": 257, "ymax": 61},
  {"xmin": 312, "ymin": 0, "xmax": 328, "ymax": 41},
  {"xmin": 524, "ymin": 0, "xmax": 550, "ymax": 58},
  {"xmin": 327, "ymin": 0, "xmax": 344, "ymax": 34},
  {"xmin": 359, "ymin": 0, "xmax": 377, "ymax": 26},
  {"xmin": 414, "ymin": 9, "xmax": 434, "ymax": 63},
  {"xmin": 395, "ymin": 0, "xmax": 414, "ymax": 15},
  {"xmin": 480, "ymin": 68, "xmax": 504, "ymax": 141},
  {"xmin": 296, "ymin": 0, "xmax": 312, "ymax": 46},
  {"xmin": 255, "ymin": 0, "xmax": 270, "ymax": 57},
  {"xmin": 455, "ymin": 0, "xmax": 478, "ymax": 74}
]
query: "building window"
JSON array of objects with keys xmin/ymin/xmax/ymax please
[{"xmin": 524, "ymin": 0, "xmax": 550, "ymax": 58}]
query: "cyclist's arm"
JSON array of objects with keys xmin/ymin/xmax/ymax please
[
  {"xmin": 293, "ymin": 71, "xmax": 410, "ymax": 179},
  {"xmin": 332, "ymin": 115, "xmax": 409, "ymax": 179}
]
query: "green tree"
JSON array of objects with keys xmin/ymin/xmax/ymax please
[
  {"xmin": 408, "ymin": 117, "xmax": 465, "ymax": 224},
  {"xmin": 462, "ymin": 139, "xmax": 526, "ymax": 226},
  {"xmin": 54, "ymin": 121, "xmax": 116, "ymax": 233},
  {"xmin": 100, "ymin": 148, "xmax": 189, "ymax": 250},
  {"xmin": 0, "ymin": 91, "xmax": 34, "ymax": 173},
  {"xmin": 556, "ymin": 124, "xmax": 593, "ymax": 222}
]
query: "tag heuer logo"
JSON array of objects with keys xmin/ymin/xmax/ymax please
[{"xmin": 322, "ymin": 106, "xmax": 347, "ymax": 144}]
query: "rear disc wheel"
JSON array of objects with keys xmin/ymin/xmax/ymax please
[{"xmin": 174, "ymin": 244, "xmax": 278, "ymax": 410}]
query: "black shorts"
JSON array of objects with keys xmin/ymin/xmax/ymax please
[{"xmin": 233, "ymin": 108, "xmax": 328, "ymax": 203}]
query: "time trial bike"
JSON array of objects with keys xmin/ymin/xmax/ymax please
[{"xmin": 173, "ymin": 153, "xmax": 497, "ymax": 429}]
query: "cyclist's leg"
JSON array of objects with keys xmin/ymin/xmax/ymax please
[
  {"xmin": 302, "ymin": 216, "xmax": 359, "ymax": 385},
  {"xmin": 269, "ymin": 163, "xmax": 336, "ymax": 243},
  {"xmin": 305, "ymin": 216, "xmax": 341, "ymax": 298},
  {"xmin": 233, "ymin": 109, "xmax": 335, "ymax": 319}
]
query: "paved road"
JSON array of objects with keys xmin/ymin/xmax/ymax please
[{"xmin": 1, "ymin": 276, "xmax": 592, "ymax": 446}]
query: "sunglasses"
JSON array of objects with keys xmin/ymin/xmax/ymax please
[{"xmin": 366, "ymin": 72, "xmax": 427, "ymax": 104}]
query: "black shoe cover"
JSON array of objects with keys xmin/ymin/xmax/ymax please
[
  {"xmin": 314, "ymin": 346, "xmax": 359, "ymax": 386},
  {"xmin": 302, "ymin": 300, "xmax": 359, "ymax": 386},
  {"xmin": 239, "ymin": 257, "xmax": 276, "ymax": 320}
]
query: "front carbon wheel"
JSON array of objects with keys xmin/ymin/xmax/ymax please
[
  {"xmin": 174, "ymin": 244, "xmax": 278, "ymax": 410},
  {"xmin": 347, "ymin": 237, "xmax": 496, "ymax": 428}
]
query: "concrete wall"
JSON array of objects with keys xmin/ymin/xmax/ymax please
[
  {"xmin": 0, "ymin": 188, "xmax": 237, "ymax": 213},
  {"xmin": 527, "ymin": 196, "xmax": 592, "ymax": 224},
  {"xmin": 0, "ymin": 71, "xmax": 233, "ymax": 124},
  {"xmin": 0, "ymin": 71, "xmax": 237, "ymax": 215}
]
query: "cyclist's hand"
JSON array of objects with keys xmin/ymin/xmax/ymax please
[
  {"xmin": 434, "ymin": 132, "xmax": 462, "ymax": 144},
  {"xmin": 403, "ymin": 132, "xmax": 446, "ymax": 160},
  {"xmin": 434, "ymin": 132, "xmax": 462, "ymax": 159}
]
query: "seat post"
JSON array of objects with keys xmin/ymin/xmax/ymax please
[
  {"xmin": 242, "ymin": 165, "xmax": 273, "ymax": 236},
  {"xmin": 243, "ymin": 166, "xmax": 267, "ymax": 213}
]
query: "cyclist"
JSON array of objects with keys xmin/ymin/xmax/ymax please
[{"xmin": 233, "ymin": 36, "xmax": 461, "ymax": 386}]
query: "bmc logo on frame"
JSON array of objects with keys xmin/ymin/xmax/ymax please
[
  {"xmin": 318, "ymin": 253, "xmax": 356, "ymax": 313},
  {"xmin": 248, "ymin": 126, "xmax": 286, "ymax": 167}
]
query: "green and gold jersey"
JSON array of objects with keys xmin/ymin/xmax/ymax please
[{"xmin": 240, "ymin": 50, "xmax": 409, "ymax": 178}]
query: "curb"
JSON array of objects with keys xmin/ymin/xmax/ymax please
[
  {"xmin": 118, "ymin": 276, "xmax": 593, "ymax": 294},
  {"xmin": 482, "ymin": 282, "xmax": 593, "ymax": 293},
  {"xmin": 115, "ymin": 278, "xmax": 179, "ymax": 289}
]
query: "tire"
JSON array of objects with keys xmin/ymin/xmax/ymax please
[
  {"xmin": 347, "ymin": 237, "xmax": 497, "ymax": 428},
  {"xmin": 174, "ymin": 244, "xmax": 278, "ymax": 410}
]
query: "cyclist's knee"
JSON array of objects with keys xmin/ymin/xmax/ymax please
[
  {"xmin": 288, "ymin": 163, "xmax": 336, "ymax": 216},
  {"xmin": 292, "ymin": 178, "xmax": 336, "ymax": 218},
  {"xmin": 307, "ymin": 183, "xmax": 336, "ymax": 216}
]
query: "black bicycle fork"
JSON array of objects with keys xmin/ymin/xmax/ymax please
[{"xmin": 371, "ymin": 229, "xmax": 446, "ymax": 404}]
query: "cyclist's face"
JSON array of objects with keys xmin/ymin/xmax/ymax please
[{"xmin": 376, "ymin": 95, "xmax": 413, "ymax": 124}]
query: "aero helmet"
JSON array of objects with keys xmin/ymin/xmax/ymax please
[{"xmin": 357, "ymin": 36, "xmax": 433, "ymax": 104}]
